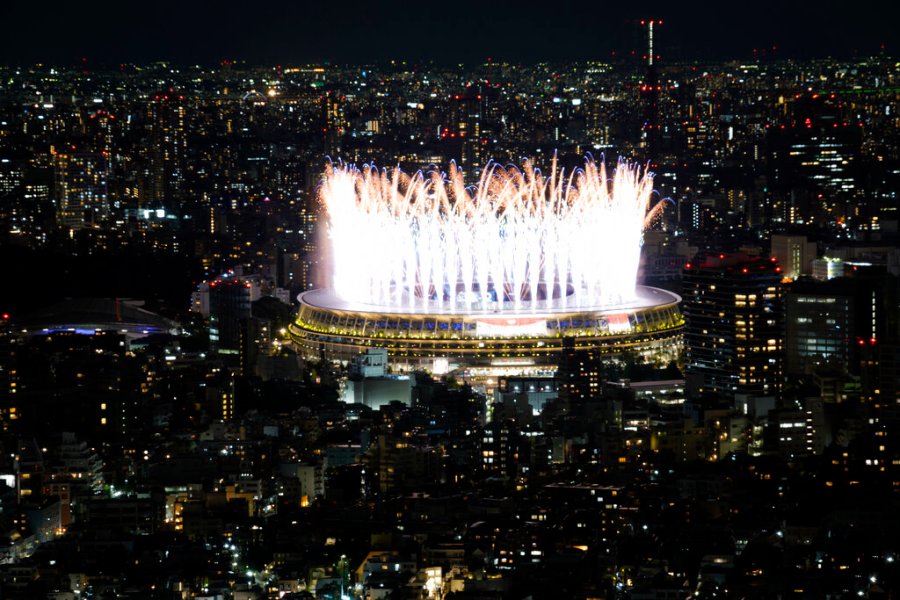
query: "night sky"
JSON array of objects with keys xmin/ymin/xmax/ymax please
[{"xmin": 1, "ymin": 0, "xmax": 898, "ymax": 65}]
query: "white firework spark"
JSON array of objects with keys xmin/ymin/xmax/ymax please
[{"xmin": 321, "ymin": 156, "xmax": 659, "ymax": 312}]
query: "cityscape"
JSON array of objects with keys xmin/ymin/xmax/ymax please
[{"xmin": 0, "ymin": 5, "xmax": 899, "ymax": 599}]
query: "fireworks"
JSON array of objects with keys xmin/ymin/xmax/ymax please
[{"xmin": 321, "ymin": 157, "xmax": 659, "ymax": 313}]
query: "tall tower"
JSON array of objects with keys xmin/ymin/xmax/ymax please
[
  {"xmin": 448, "ymin": 89, "xmax": 485, "ymax": 180},
  {"xmin": 87, "ymin": 109, "xmax": 118, "ymax": 213},
  {"xmin": 640, "ymin": 19, "xmax": 662, "ymax": 163},
  {"xmin": 460, "ymin": 90, "xmax": 484, "ymax": 177},
  {"xmin": 323, "ymin": 91, "xmax": 346, "ymax": 157},
  {"xmin": 209, "ymin": 277, "xmax": 254, "ymax": 357},
  {"xmin": 147, "ymin": 92, "xmax": 186, "ymax": 212},
  {"xmin": 683, "ymin": 253, "xmax": 784, "ymax": 401}
]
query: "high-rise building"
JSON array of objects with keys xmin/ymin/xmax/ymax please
[
  {"xmin": 209, "ymin": 277, "xmax": 254, "ymax": 356},
  {"xmin": 447, "ymin": 90, "xmax": 485, "ymax": 179},
  {"xmin": 683, "ymin": 253, "xmax": 784, "ymax": 401},
  {"xmin": 785, "ymin": 271, "xmax": 899, "ymax": 399},
  {"xmin": 785, "ymin": 280, "xmax": 854, "ymax": 376},
  {"xmin": 52, "ymin": 151, "xmax": 108, "ymax": 229},
  {"xmin": 323, "ymin": 91, "xmax": 345, "ymax": 157},
  {"xmin": 86, "ymin": 109, "xmax": 118, "ymax": 210},
  {"xmin": 298, "ymin": 177, "xmax": 319, "ymax": 291},
  {"xmin": 460, "ymin": 91, "xmax": 484, "ymax": 175},
  {"xmin": 147, "ymin": 92, "xmax": 186, "ymax": 211}
]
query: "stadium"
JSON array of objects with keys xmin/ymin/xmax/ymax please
[
  {"xmin": 290, "ymin": 286, "xmax": 682, "ymax": 373},
  {"xmin": 288, "ymin": 158, "xmax": 683, "ymax": 374}
]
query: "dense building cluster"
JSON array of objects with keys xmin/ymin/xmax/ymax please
[{"xmin": 0, "ymin": 50, "xmax": 898, "ymax": 599}]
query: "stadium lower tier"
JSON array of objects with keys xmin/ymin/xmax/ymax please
[{"xmin": 289, "ymin": 287, "xmax": 684, "ymax": 372}]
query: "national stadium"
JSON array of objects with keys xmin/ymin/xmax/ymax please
[{"xmin": 288, "ymin": 158, "xmax": 683, "ymax": 374}]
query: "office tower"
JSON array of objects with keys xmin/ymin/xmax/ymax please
[
  {"xmin": 683, "ymin": 253, "xmax": 784, "ymax": 401},
  {"xmin": 785, "ymin": 271, "xmax": 899, "ymax": 399},
  {"xmin": 208, "ymin": 277, "xmax": 253, "ymax": 356},
  {"xmin": 52, "ymin": 151, "xmax": 108, "ymax": 229},
  {"xmin": 147, "ymin": 92, "xmax": 186, "ymax": 211},
  {"xmin": 785, "ymin": 279, "xmax": 855, "ymax": 376}
]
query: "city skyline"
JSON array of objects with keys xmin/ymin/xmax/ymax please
[{"xmin": 0, "ymin": 11, "xmax": 898, "ymax": 599}]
